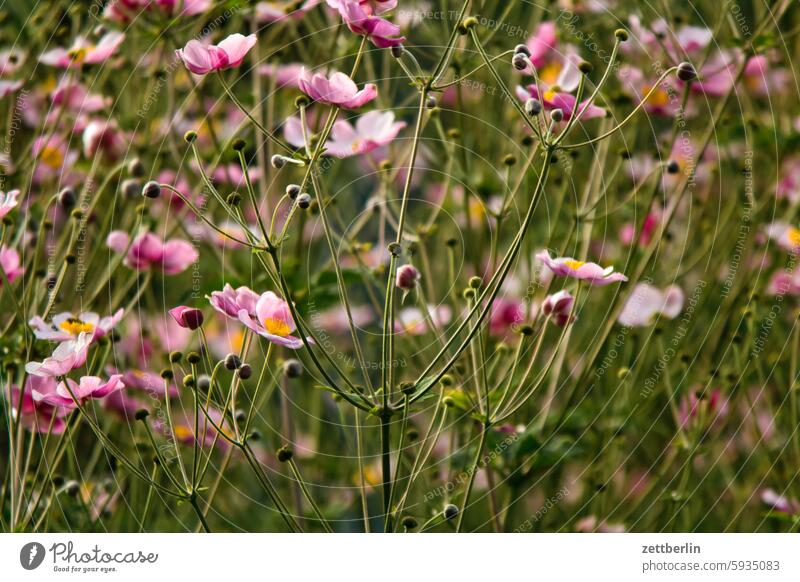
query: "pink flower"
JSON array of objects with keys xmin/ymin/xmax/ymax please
[
  {"xmin": 336, "ymin": 0, "xmax": 405, "ymax": 48},
  {"xmin": 0, "ymin": 189, "xmax": 19, "ymax": 218},
  {"xmin": 525, "ymin": 21, "xmax": 557, "ymax": 68},
  {"xmin": 258, "ymin": 62, "xmax": 304, "ymax": 88},
  {"xmin": 176, "ymin": 33, "xmax": 257, "ymax": 75},
  {"xmin": 679, "ymin": 387, "xmax": 728, "ymax": 428},
  {"xmin": 768, "ymin": 270, "xmax": 800, "ymax": 296},
  {"xmin": 33, "ymin": 374, "xmax": 125, "ymax": 409},
  {"xmin": 32, "ymin": 134, "xmax": 78, "ymax": 182},
  {"xmin": 25, "ymin": 333, "xmax": 92, "ymax": 377},
  {"xmin": 298, "ymin": 68, "xmax": 378, "ymax": 109},
  {"xmin": 107, "ymin": 231, "xmax": 198, "ymax": 275},
  {"xmin": 620, "ymin": 212, "xmax": 660, "ymax": 247},
  {"xmin": 169, "ymin": 306, "xmax": 205, "ymax": 330},
  {"xmin": 210, "ymin": 285, "xmax": 309, "ymax": 349},
  {"xmin": 0, "ymin": 79, "xmax": 23, "ymax": 98},
  {"xmin": 396, "ymin": 264, "xmax": 420, "ymax": 290},
  {"xmin": 765, "ymin": 221, "xmax": 800, "ymax": 254},
  {"xmin": 29, "ymin": 309, "xmax": 124, "ymax": 342},
  {"xmin": 542, "ymin": 290, "xmax": 576, "ymax": 327},
  {"xmin": 39, "ymin": 32, "xmax": 125, "ymax": 68},
  {"xmin": 51, "ymin": 78, "xmax": 109, "ymax": 112},
  {"xmin": 536, "ymin": 251, "xmax": 628, "ymax": 286},
  {"xmin": 761, "ymin": 489, "xmax": 799, "ymax": 515},
  {"xmin": 489, "ymin": 298, "xmax": 525, "ymax": 336},
  {"xmin": 0, "ymin": 48, "xmax": 25, "ymax": 76},
  {"xmin": 0, "ymin": 245, "xmax": 24, "ymax": 284},
  {"xmin": 5, "ymin": 377, "xmax": 68, "ymax": 434},
  {"xmin": 618, "ymin": 284, "xmax": 683, "ymax": 327},
  {"xmin": 395, "ymin": 305, "xmax": 452, "ymax": 335},
  {"xmin": 328, "ymin": 111, "xmax": 406, "ymax": 157},
  {"xmin": 617, "ymin": 65, "xmax": 678, "ymax": 117},
  {"xmin": 82, "ymin": 119, "xmax": 124, "ymax": 159},
  {"xmin": 516, "ymin": 84, "xmax": 606, "ymax": 121},
  {"xmin": 326, "ymin": 0, "xmax": 396, "ymax": 15}
]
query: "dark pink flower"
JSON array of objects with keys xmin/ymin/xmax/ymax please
[
  {"xmin": 5, "ymin": 377, "xmax": 69, "ymax": 434},
  {"xmin": 396, "ymin": 264, "xmax": 421, "ymax": 290},
  {"xmin": 336, "ymin": 0, "xmax": 405, "ymax": 48},
  {"xmin": 516, "ymin": 84, "xmax": 605, "ymax": 121},
  {"xmin": 169, "ymin": 306, "xmax": 204, "ymax": 330},
  {"xmin": 107, "ymin": 231, "xmax": 198, "ymax": 275},
  {"xmin": 542, "ymin": 290, "xmax": 576, "ymax": 327}
]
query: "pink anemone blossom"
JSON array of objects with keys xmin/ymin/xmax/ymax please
[
  {"xmin": 285, "ymin": 110, "xmax": 405, "ymax": 158},
  {"xmin": 0, "ymin": 245, "xmax": 24, "ymax": 284},
  {"xmin": 536, "ymin": 251, "xmax": 628, "ymax": 286},
  {"xmin": 0, "ymin": 189, "xmax": 19, "ymax": 218},
  {"xmin": 176, "ymin": 33, "xmax": 257, "ymax": 75},
  {"xmin": 25, "ymin": 332, "xmax": 92, "ymax": 377},
  {"xmin": 29, "ymin": 309, "xmax": 124, "ymax": 342},
  {"xmin": 516, "ymin": 84, "xmax": 606, "ymax": 121},
  {"xmin": 210, "ymin": 285, "xmax": 309, "ymax": 349},
  {"xmin": 33, "ymin": 375, "xmax": 125, "ymax": 409},
  {"xmin": 542, "ymin": 290, "xmax": 576, "ymax": 327},
  {"xmin": 107, "ymin": 231, "xmax": 198, "ymax": 275},
  {"xmin": 335, "ymin": 0, "xmax": 405, "ymax": 48},
  {"xmin": 298, "ymin": 68, "xmax": 377, "ymax": 109},
  {"xmin": 40, "ymin": 32, "xmax": 125, "ymax": 68},
  {"xmin": 169, "ymin": 306, "xmax": 205, "ymax": 330},
  {"xmin": 5, "ymin": 377, "xmax": 69, "ymax": 434},
  {"xmin": 618, "ymin": 284, "xmax": 684, "ymax": 327}
]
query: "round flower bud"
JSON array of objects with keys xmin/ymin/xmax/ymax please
[
  {"xmin": 390, "ymin": 44, "xmax": 405, "ymax": 58},
  {"xmin": 184, "ymin": 130, "xmax": 197, "ymax": 143},
  {"xmin": 578, "ymin": 61, "xmax": 593, "ymax": 74},
  {"xmin": 134, "ymin": 408, "xmax": 150, "ymax": 421},
  {"xmin": 468, "ymin": 276, "xmax": 482, "ymax": 289},
  {"xmin": 286, "ymin": 184, "xmax": 301, "ymax": 199},
  {"xmin": 182, "ymin": 374, "xmax": 195, "ymax": 388},
  {"xmin": 142, "ymin": 180, "xmax": 161, "ymax": 199},
  {"xmin": 440, "ymin": 374, "xmax": 454, "ymax": 386},
  {"xmin": 444, "ymin": 504, "xmax": 459, "ymax": 520},
  {"xmin": 676, "ymin": 62, "xmax": 697, "ymax": 82},
  {"xmin": 514, "ymin": 44, "xmax": 531, "ymax": 57},
  {"xmin": 121, "ymin": 179, "xmax": 140, "ymax": 199},
  {"xmin": 401, "ymin": 516, "xmax": 418, "ymax": 530},
  {"xmin": 197, "ymin": 375, "xmax": 211, "ymax": 392},
  {"xmin": 226, "ymin": 192, "xmax": 242, "ymax": 206},
  {"xmin": 297, "ymin": 193, "xmax": 312, "ymax": 209},
  {"xmin": 550, "ymin": 108, "xmax": 564, "ymax": 123},
  {"xmin": 225, "ymin": 353, "xmax": 242, "ymax": 370},
  {"xmin": 512, "ymin": 53, "xmax": 529, "ymax": 71},
  {"xmin": 426, "ymin": 95, "xmax": 437, "ymax": 109},
  {"xmin": 277, "ymin": 446, "xmax": 293, "ymax": 462},
  {"xmin": 283, "ymin": 359, "xmax": 302, "ymax": 378},
  {"xmin": 396, "ymin": 264, "xmax": 421, "ymax": 290},
  {"xmin": 160, "ymin": 368, "xmax": 174, "ymax": 380},
  {"xmin": 666, "ymin": 160, "xmax": 680, "ymax": 174},
  {"xmin": 614, "ymin": 28, "xmax": 629, "ymax": 41},
  {"xmin": 65, "ymin": 480, "xmax": 81, "ymax": 497},
  {"xmin": 128, "ymin": 158, "xmax": 145, "ymax": 178},
  {"xmin": 238, "ymin": 364, "xmax": 253, "ymax": 380},
  {"xmin": 235, "ymin": 409, "xmax": 247, "ymax": 423},
  {"xmin": 187, "ymin": 351, "xmax": 201, "ymax": 364},
  {"xmin": 58, "ymin": 186, "xmax": 76, "ymax": 208},
  {"xmin": 231, "ymin": 138, "xmax": 246, "ymax": 152},
  {"xmin": 462, "ymin": 288, "xmax": 476, "ymax": 300},
  {"xmin": 525, "ymin": 98, "xmax": 542, "ymax": 116},
  {"xmin": 169, "ymin": 350, "xmax": 183, "ymax": 363},
  {"xmin": 271, "ymin": 155, "xmax": 287, "ymax": 168}
]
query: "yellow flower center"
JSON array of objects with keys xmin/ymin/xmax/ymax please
[
  {"xmin": 643, "ymin": 85, "xmax": 670, "ymax": 107},
  {"xmin": 564, "ymin": 259, "xmax": 585, "ymax": 270},
  {"xmin": 40, "ymin": 145, "xmax": 64, "ymax": 169},
  {"xmin": 68, "ymin": 46, "xmax": 89, "ymax": 63},
  {"xmin": 787, "ymin": 228, "xmax": 800, "ymax": 247},
  {"xmin": 263, "ymin": 317, "xmax": 291, "ymax": 337},
  {"xmin": 351, "ymin": 139, "xmax": 362, "ymax": 153},
  {"xmin": 59, "ymin": 318, "xmax": 94, "ymax": 335},
  {"xmin": 174, "ymin": 425, "xmax": 194, "ymax": 441},
  {"xmin": 539, "ymin": 62, "xmax": 562, "ymax": 86}
]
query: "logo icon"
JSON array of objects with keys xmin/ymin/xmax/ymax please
[{"xmin": 20, "ymin": 542, "xmax": 46, "ymax": 570}]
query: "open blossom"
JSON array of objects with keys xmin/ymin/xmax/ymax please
[
  {"xmin": 104, "ymin": 0, "xmax": 212, "ymax": 22},
  {"xmin": 210, "ymin": 285, "xmax": 308, "ymax": 349},
  {"xmin": 5, "ymin": 377, "xmax": 68, "ymax": 434},
  {"xmin": 536, "ymin": 251, "xmax": 628, "ymax": 286},
  {"xmin": 395, "ymin": 305, "xmax": 452, "ymax": 335},
  {"xmin": 257, "ymin": 0, "xmax": 321, "ymax": 22},
  {"xmin": 25, "ymin": 332, "xmax": 92, "ymax": 377},
  {"xmin": 542, "ymin": 290, "xmax": 576, "ymax": 327},
  {"xmin": 298, "ymin": 69, "xmax": 377, "ymax": 109},
  {"xmin": 619, "ymin": 211, "xmax": 660, "ymax": 247},
  {"xmin": 0, "ymin": 245, "xmax": 24, "ymax": 284},
  {"xmin": 107, "ymin": 231, "xmax": 198, "ymax": 274},
  {"xmin": 32, "ymin": 375, "xmax": 125, "ymax": 409},
  {"xmin": 285, "ymin": 110, "xmax": 405, "ymax": 158},
  {"xmin": 0, "ymin": 79, "xmax": 22, "ymax": 98},
  {"xmin": 326, "ymin": 0, "xmax": 396, "ymax": 14},
  {"xmin": 765, "ymin": 221, "xmax": 800, "ymax": 253},
  {"xmin": 176, "ymin": 33, "xmax": 257, "ymax": 75},
  {"xmin": 0, "ymin": 189, "xmax": 19, "ymax": 218},
  {"xmin": 169, "ymin": 306, "xmax": 204, "ymax": 330},
  {"xmin": 39, "ymin": 32, "xmax": 125, "ymax": 68},
  {"xmin": 52, "ymin": 78, "xmax": 109, "ymax": 112},
  {"xmin": 29, "ymin": 309, "xmax": 124, "ymax": 342},
  {"xmin": 335, "ymin": 0, "xmax": 405, "ymax": 48},
  {"xmin": 618, "ymin": 284, "xmax": 683, "ymax": 327}
]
